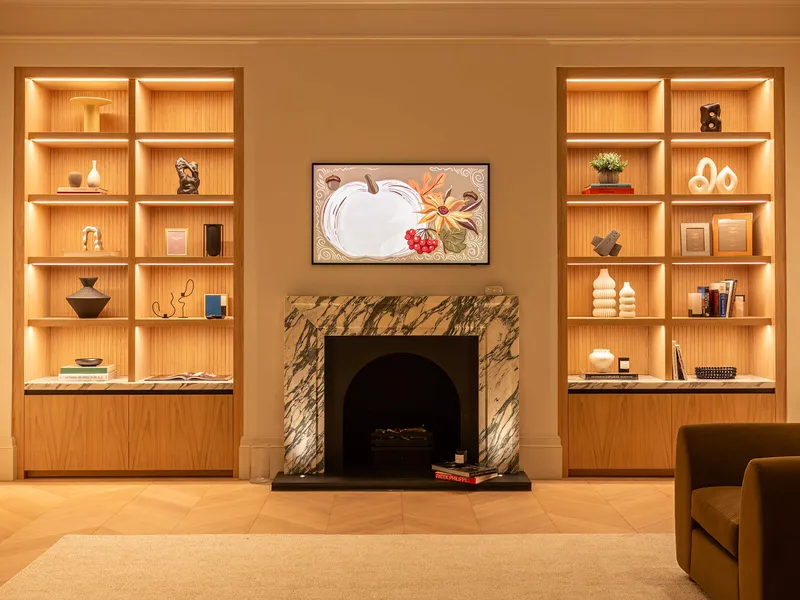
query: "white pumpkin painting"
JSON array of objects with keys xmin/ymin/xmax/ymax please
[{"xmin": 313, "ymin": 164, "xmax": 489, "ymax": 264}]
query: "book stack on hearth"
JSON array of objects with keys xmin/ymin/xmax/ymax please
[
  {"xmin": 581, "ymin": 183, "xmax": 635, "ymax": 195},
  {"xmin": 58, "ymin": 364, "xmax": 117, "ymax": 381},
  {"xmin": 432, "ymin": 462, "xmax": 498, "ymax": 485}
]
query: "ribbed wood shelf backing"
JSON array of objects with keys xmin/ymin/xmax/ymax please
[
  {"xmin": 568, "ymin": 147, "xmax": 652, "ymax": 195},
  {"xmin": 568, "ymin": 326, "xmax": 652, "ymax": 375},
  {"xmin": 672, "ymin": 326, "xmax": 753, "ymax": 375},
  {"xmin": 671, "ymin": 204, "xmax": 772, "ymax": 256},
  {"xmin": 670, "ymin": 264, "xmax": 753, "ymax": 317},
  {"xmin": 48, "ymin": 148, "xmax": 129, "ymax": 195},
  {"xmin": 49, "ymin": 89, "xmax": 129, "ymax": 133},
  {"xmin": 148, "ymin": 91, "xmax": 234, "ymax": 133},
  {"xmin": 567, "ymin": 265, "xmax": 654, "ymax": 317},
  {"xmin": 138, "ymin": 205, "xmax": 233, "ymax": 257},
  {"xmin": 140, "ymin": 327, "xmax": 233, "ymax": 376},
  {"xmin": 41, "ymin": 266, "xmax": 128, "ymax": 318},
  {"xmin": 567, "ymin": 91, "xmax": 650, "ymax": 133},
  {"xmin": 146, "ymin": 148, "xmax": 233, "ymax": 195},
  {"xmin": 671, "ymin": 91, "xmax": 748, "ymax": 133},
  {"xmin": 567, "ymin": 205, "xmax": 661, "ymax": 257},
  {"xmin": 136, "ymin": 265, "xmax": 233, "ymax": 319},
  {"xmin": 41, "ymin": 205, "xmax": 128, "ymax": 257},
  {"xmin": 672, "ymin": 147, "xmax": 749, "ymax": 194},
  {"xmin": 47, "ymin": 326, "xmax": 129, "ymax": 377}
]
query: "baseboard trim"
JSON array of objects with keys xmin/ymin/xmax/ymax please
[
  {"xmin": 238, "ymin": 437, "xmax": 283, "ymax": 480},
  {"xmin": 0, "ymin": 437, "xmax": 16, "ymax": 481},
  {"xmin": 25, "ymin": 470, "xmax": 233, "ymax": 478},
  {"xmin": 520, "ymin": 436, "xmax": 563, "ymax": 479},
  {"xmin": 568, "ymin": 469, "xmax": 674, "ymax": 478}
]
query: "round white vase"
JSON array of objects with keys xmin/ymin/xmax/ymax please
[
  {"xmin": 589, "ymin": 348, "xmax": 615, "ymax": 373},
  {"xmin": 592, "ymin": 268, "xmax": 616, "ymax": 317},
  {"xmin": 619, "ymin": 281, "xmax": 636, "ymax": 318},
  {"xmin": 87, "ymin": 160, "xmax": 101, "ymax": 188}
]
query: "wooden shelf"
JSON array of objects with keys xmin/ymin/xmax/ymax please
[
  {"xmin": 28, "ymin": 194, "xmax": 130, "ymax": 205},
  {"xmin": 135, "ymin": 133, "xmax": 234, "ymax": 148},
  {"xmin": 27, "ymin": 132, "xmax": 129, "ymax": 148},
  {"xmin": 136, "ymin": 195, "xmax": 234, "ymax": 206},
  {"xmin": 568, "ymin": 317, "xmax": 665, "ymax": 327},
  {"xmin": 671, "ymin": 194, "xmax": 770, "ymax": 205},
  {"xmin": 670, "ymin": 132, "xmax": 771, "ymax": 147},
  {"xmin": 135, "ymin": 317, "xmax": 233, "ymax": 328},
  {"xmin": 566, "ymin": 195, "xmax": 664, "ymax": 205},
  {"xmin": 672, "ymin": 317, "xmax": 772, "ymax": 327},
  {"xmin": 566, "ymin": 133, "xmax": 664, "ymax": 148},
  {"xmin": 567, "ymin": 256, "xmax": 665, "ymax": 265},
  {"xmin": 671, "ymin": 256, "xmax": 771, "ymax": 265},
  {"xmin": 27, "ymin": 256, "xmax": 129, "ymax": 266},
  {"xmin": 134, "ymin": 256, "xmax": 233, "ymax": 265},
  {"xmin": 27, "ymin": 317, "xmax": 129, "ymax": 328}
]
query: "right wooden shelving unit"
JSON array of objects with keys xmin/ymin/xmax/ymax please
[{"xmin": 557, "ymin": 68, "xmax": 786, "ymax": 476}]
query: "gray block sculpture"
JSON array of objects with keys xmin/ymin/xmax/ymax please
[{"xmin": 592, "ymin": 230, "xmax": 622, "ymax": 256}]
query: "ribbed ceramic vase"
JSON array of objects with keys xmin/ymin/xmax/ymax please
[
  {"xmin": 66, "ymin": 277, "xmax": 110, "ymax": 318},
  {"xmin": 619, "ymin": 281, "xmax": 636, "ymax": 318},
  {"xmin": 592, "ymin": 268, "xmax": 617, "ymax": 317}
]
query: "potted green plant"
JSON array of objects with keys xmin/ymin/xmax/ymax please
[{"xmin": 589, "ymin": 152, "xmax": 628, "ymax": 184}]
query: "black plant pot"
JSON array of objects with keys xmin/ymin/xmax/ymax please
[{"xmin": 66, "ymin": 277, "xmax": 111, "ymax": 319}]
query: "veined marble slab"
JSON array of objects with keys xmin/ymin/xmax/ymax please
[
  {"xmin": 24, "ymin": 377, "xmax": 234, "ymax": 392},
  {"xmin": 568, "ymin": 374, "xmax": 775, "ymax": 391},
  {"xmin": 284, "ymin": 295, "xmax": 520, "ymax": 475}
]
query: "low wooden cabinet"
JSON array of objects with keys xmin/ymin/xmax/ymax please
[
  {"xmin": 23, "ymin": 393, "xmax": 233, "ymax": 474},
  {"xmin": 568, "ymin": 392, "xmax": 778, "ymax": 474},
  {"xmin": 129, "ymin": 395, "xmax": 233, "ymax": 471},
  {"xmin": 25, "ymin": 395, "xmax": 129, "ymax": 471}
]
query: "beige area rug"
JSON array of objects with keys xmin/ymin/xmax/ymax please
[{"xmin": 0, "ymin": 534, "xmax": 706, "ymax": 599}]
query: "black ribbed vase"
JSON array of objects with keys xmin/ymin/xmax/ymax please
[{"xmin": 66, "ymin": 277, "xmax": 111, "ymax": 319}]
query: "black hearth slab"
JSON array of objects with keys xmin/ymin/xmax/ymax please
[{"xmin": 271, "ymin": 471, "xmax": 532, "ymax": 492}]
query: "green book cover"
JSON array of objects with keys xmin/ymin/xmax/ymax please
[{"xmin": 59, "ymin": 365, "xmax": 116, "ymax": 374}]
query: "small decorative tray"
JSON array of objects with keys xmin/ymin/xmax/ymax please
[{"xmin": 695, "ymin": 367, "xmax": 737, "ymax": 380}]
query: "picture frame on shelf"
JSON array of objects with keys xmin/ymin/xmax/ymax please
[
  {"xmin": 712, "ymin": 213, "xmax": 753, "ymax": 257},
  {"xmin": 165, "ymin": 228, "xmax": 189, "ymax": 256},
  {"xmin": 680, "ymin": 223, "xmax": 711, "ymax": 256}
]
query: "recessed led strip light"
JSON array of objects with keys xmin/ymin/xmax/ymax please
[
  {"xmin": 675, "ymin": 261, "xmax": 769, "ymax": 266},
  {"xmin": 671, "ymin": 138, "xmax": 768, "ymax": 144},
  {"xmin": 567, "ymin": 138, "xmax": 662, "ymax": 144},
  {"xmin": 136, "ymin": 262, "xmax": 234, "ymax": 266},
  {"xmin": 138, "ymin": 78, "xmax": 234, "ymax": 83},
  {"xmin": 137, "ymin": 200, "xmax": 234, "ymax": 206},
  {"xmin": 29, "ymin": 262, "xmax": 128, "ymax": 266},
  {"xmin": 31, "ymin": 138, "xmax": 128, "ymax": 144},
  {"xmin": 30, "ymin": 200, "xmax": 129, "ymax": 206},
  {"xmin": 672, "ymin": 200, "xmax": 768, "ymax": 205},
  {"xmin": 30, "ymin": 77, "xmax": 128, "ymax": 83},
  {"xmin": 671, "ymin": 78, "xmax": 768, "ymax": 83},
  {"xmin": 567, "ymin": 262, "xmax": 663, "ymax": 266},
  {"xmin": 136, "ymin": 138, "xmax": 234, "ymax": 144},
  {"xmin": 566, "ymin": 79, "xmax": 661, "ymax": 83},
  {"xmin": 567, "ymin": 200, "xmax": 662, "ymax": 205}
]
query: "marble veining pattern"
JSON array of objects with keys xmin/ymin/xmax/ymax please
[
  {"xmin": 284, "ymin": 296, "xmax": 520, "ymax": 475},
  {"xmin": 24, "ymin": 377, "xmax": 234, "ymax": 392},
  {"xmin": 567, "ymin": 374, "xmax": 775, "ymax": 391}
]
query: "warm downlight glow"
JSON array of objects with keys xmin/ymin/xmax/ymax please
[
  {"xmin": 672, "ymin": 200, "xmax": 769, "ymax": 205},
  {"xmin": 31, "ymin": 77, "xmax": 128, "ymax": 83},
  {"xmin": 31, "ymin": 138, "xmax": 128, "ymax": 144},
  {"xmin": 567, "ymin": 262, "xmax": 663, "ymax": 266},
  {"xmin": 566, "ymin": 78, "xmax": 661, "ymax": 83},
  {"xmin": 138, "ymin": 78, "xmax": 234, "ymax": 83},
  {"xmin": 137, "ymin": 200, "xmax": 234, "ymax": 206},
  {"xmin": 136, "ymin": 138, "xmax": 234, "ymax": 144},
  {"xmin": 29, "ymin": 262, "xmax": 128, "ymax": 267},
  {"xmin": 30, "ymin": 200, "xmax": 129, "ymax": 206},
  {"xmin": 671, "ymin": 138, "xmax": 769, "ymax": 144},
  {"xmin": 136, "ymin": 262, "xmax": 234, "ymax": 267},
  {"xmin": 567, "ymin": 138, "xmax": 661, "ymax": 144},
  {"xmin": 567, "ymin": 200, "xmax": 662, "ymax": 206},
  {"xmin": 671, "ymin": 78, "xmax": 767, "ymax": 83}
]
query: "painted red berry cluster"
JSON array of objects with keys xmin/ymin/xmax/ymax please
[{"xmin": 404, "ymin": 229, "xmax": 439, "ymax": 254}]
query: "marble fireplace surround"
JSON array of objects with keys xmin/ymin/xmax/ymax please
[{"xmin": 284, "ymin": 295, "xmax": 520, "ymax": 475}]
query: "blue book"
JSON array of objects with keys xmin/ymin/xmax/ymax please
[{"xmin": 719, "ymin": 292, "xmax": 728, "ymax": 317}]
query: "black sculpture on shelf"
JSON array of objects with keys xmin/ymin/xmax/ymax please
[
  {"xmin": 592, "ymin": 230, "xmax": 622, "ymax": 257},
  {"xmin": 177, "ymin": 278, "xmax": 195, "ymax": 318},
  {"xmin": 152, "ymin": 293, "xmax": 177, "ymax": 319},
  {"xmin": 176, "ymin": 157, "xmax": 200, "ymax": 194},
  {"xmin": 700, "ymin": 103, "xmax": 722, "ymax": 132},
  {"xmin": 66, "ymin": 277, "xmax": 111, "ymax": 319}
]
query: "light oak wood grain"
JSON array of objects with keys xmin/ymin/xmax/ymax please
[{"xmin": 670, "ymin": 394, "xmax": 777, "ymax": 442}]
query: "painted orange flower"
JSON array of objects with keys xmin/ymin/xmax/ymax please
[{"xmin": 417, "ymin": 192, "xmax": 473, "ymax": 233}]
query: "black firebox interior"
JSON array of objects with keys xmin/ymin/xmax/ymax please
[{"xmin": 324, "ymin": 335, "xmax": 479, "ymax": 476}]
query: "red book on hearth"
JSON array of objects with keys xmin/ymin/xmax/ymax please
[
  {"xmin": 581, "ymin": 187, "xmax": 635, "ymax": 195},
  {"xmin": 434, "ymin": 471, "xmax": 498, "ymax": 485}
]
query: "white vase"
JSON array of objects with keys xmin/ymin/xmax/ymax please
[
  {"xmin": 715, "ymin": 166, "xmax": 739, "ymax": 194},
  {"xmin": 592, "ymin": 268, "xmax": 616, "ymax": 317},
  {"xmin": 589, "ymin": 348, "xmax": 615, "ymax": 373},
  {"xmin": 619, "ymin": 281, "xmax": 636, "ymax": 318},
  {"xmin": 688, "ymin": 157, "xmax": 717, "ymax": 195},
  {"xmin": 87, "ymin": 160, "xmax": 101, "ymax": 188}
]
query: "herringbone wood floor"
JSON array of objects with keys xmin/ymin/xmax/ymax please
[{"xmin": 0, "ymin": 478, "xmax": 675, "ymax": 585}]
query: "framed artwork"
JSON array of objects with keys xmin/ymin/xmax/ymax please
[
  {"xmin": 312, "ymin": 163, "xmax": 489, "ymax": 264},
  {"xmin": 165, "ymin": 228, "xmax": 189, "ymax": 256},
  {"xmin": 712, "ymin": 213, "xmax": 753, "ymax": 256},
  {"xmin": 680, "ymin": 223, "xmax": 711, "ymax": 256}
]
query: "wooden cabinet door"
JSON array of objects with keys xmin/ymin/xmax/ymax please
[
  {"xmin": 24, "ymin": 395, "xmax": 129, "ymax": 471},
  {"xmin": 671, "ymin": 393, "xmax": 777, "ymax": 441},
  {"xmin": 129, "ymin": 395, "xmax": 233, "ymax": 471},
  {"xmin": 569, "ymin": 394, "xmax": 673, "ymax": 470}
]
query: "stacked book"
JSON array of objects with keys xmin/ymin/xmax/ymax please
[
  {"xmin": 582, "ymin": 183, "xmax": 635, "ymax": 195},
  {"xmin": 695, "ymin": 279, "xmax": 738, "ymax": 318},
  {"xmin": 58, "ymin": 364, "xmax": 117, "ymax": 381},
  {"xmin": 432, "ymin": 462, "xmax": 498, "ymax": 485},
  {"xmin": 56, "ymin": 187, "xmax": 108, "ymax": 194},
  {"xmin": 671, "ymin": 341, "xmax": 688, "ymax": 381}
]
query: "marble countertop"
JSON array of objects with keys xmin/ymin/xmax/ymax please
[
  {"xmin": 568, "ymin": 374, "xmax": 775, "ymax": 391},
  {"xmin": 24, "ymin": 377, "xmax": 234, "ymax": 392}
]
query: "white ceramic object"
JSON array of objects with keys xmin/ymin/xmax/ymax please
[
  {"xmin": 688, "ymin": 157, "xmax": 718, "ymax": 194},
  {"xmin": 619, "ymin": 281, "xmax": 636, "ymax": 318},
  {"xmin": 589, "ymin": 348, "xmax": 615, "ymax": 373},
  {"xmin": 715, "ymin": 166, "xmax": 739, "ymax": 194},
  {"xmin": 70, "ymin": 96, "xmax": 112, "ymax": 132},
  {"xmin": 592, "ymin": 268, "xmax": 616, "ymax": 317},
  {"xmin": 688, "ymin": 175, "xmax": 712, "ymax": 194},
  {"xmin": 87, "ymin": 160, "xmax": 101, "ymax": 188}
]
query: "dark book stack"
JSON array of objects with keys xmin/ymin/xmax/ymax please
[
  {"xmin": 581, "ymin": 183, "xmax": 635, "ymax": 195},
  {"xmin": 432, "ymin": 462, "xmax": 498, "ymax": 485},
  {"xmin": 694, "ymin": 279, "xmax": 738, "ymax": 318}
]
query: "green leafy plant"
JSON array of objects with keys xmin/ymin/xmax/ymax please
[{"xmin": 589, "ymin": 152, "xmax": 628, "ymax": 173}]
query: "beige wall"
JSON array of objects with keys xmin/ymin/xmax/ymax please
[{"xmin": 0, "ymin": 2, "xmax": 797, "ymax": 480}]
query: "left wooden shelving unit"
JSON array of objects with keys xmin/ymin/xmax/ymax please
[{"xmin": 13, "ymin": 68, "xmax": 244, "ymax": 478}]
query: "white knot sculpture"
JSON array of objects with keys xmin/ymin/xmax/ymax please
[{"xmin": 688, "ymin": 157, "xmax": 738, "ymax": 195}]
